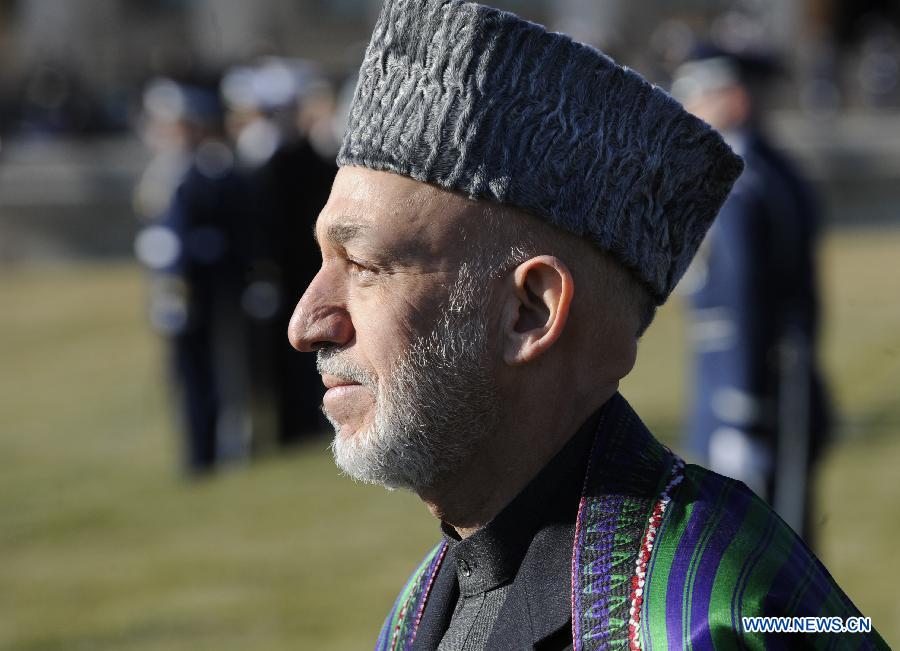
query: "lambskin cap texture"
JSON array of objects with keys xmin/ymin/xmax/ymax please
[{"xmin": 338, "ymin": 0, "xmax": 744, "ymax": 303}]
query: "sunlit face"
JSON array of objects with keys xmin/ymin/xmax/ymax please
[
  {"xmin": 681, "ymin": 84, "xmax": 748, "ymax": 133},
  {"xmin": 288, "ymin": 167, "xmax": 501, "ymax": 491}
]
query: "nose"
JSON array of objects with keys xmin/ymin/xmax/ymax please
[{"xmin": 287, "ymin": 271, "xmax": 354, "ymax": 353}]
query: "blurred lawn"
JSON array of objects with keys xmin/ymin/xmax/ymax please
[{"xmin": 1, "ymin": 228, "xmax": 898, "ymax": 650}]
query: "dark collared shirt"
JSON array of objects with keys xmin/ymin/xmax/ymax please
[{"xmin": 436, "ymin": 410, "xmax": 600, "ymax": 650}]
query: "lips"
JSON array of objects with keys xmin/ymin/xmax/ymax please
[
  {"xmin": 321, "ymin": 373, "xmax": 362, "ymax": 390},
  {"xmin": 321, "ymin": 375, "xmax": 371, "ymax": 413}
]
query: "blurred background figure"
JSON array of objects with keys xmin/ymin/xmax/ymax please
[
  {"xmin": 222, "ymin": 57, "xmax": 338, "ymax": 450},
  {"xmin": 674, "ymin": 45, "xmax": 831, "ymax": 544},
  {"xmin": 134, "ymin": 77, "xmax": 252, "ymax": 474},
  {"xmin": 133, "ymin": 58, "xmax": 339, "ymax": 471}
]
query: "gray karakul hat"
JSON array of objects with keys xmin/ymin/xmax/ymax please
[{"xmin": 338, "ymin": 0, "xmax": 744, "ymax": 303}]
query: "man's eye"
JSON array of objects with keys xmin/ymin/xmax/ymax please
[{"xmin": 347, "ymin": 258, "xmax": 375, "ymax": 277}]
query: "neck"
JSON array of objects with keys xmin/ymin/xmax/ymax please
[{"xmin": 419, "ymin": 383, "xmax": 617, "ymax": 538}]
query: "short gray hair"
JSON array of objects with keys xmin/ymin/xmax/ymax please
[{"xmin": 466, "ymin": 205, "xmax": 657, "ymax": 338}]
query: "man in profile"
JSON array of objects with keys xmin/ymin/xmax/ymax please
[{"xmin": 289, "ymin": 1, "xmax": 886, "ymax": 648}]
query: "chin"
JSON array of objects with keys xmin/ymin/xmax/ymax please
[
  {"xmin": 322, "ymin": 408, "xmax": 372, "ymax": 441},
  {"xmin": 329, "ymin": 424, "xmax": 439, "ymax": 493}
]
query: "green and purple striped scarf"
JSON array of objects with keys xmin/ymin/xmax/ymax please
[{"xmin": 375, "ymin": 396, "xmax": 887, "ymax": 650}]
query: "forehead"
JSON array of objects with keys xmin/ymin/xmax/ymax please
[{"xmin": 315, "ymin": 166, "xmax": 482, "ymax": 256}]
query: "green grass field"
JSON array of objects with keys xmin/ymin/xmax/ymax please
[{"xmin": 2, "ymin": 228, "xmax": 899, "ymax": 650}]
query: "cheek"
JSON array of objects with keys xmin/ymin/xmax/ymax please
[
  {"xmin": 347, "ymin": 283, "xmax": 432, "ymax": 351},
  {"xmin": 349, "ymin": 298, "xmax": 417, "ymax": 373}
]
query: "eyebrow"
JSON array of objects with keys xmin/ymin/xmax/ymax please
[{"xmin": 313, "ymin": 221, "xmax": 369, "ymax": 247}]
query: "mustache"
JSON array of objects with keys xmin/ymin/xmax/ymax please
[{"xmin": 316, "ymin": 348, "xmax": 378, "ymax": 389}]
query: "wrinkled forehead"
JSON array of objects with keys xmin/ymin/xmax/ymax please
[{"xmin": 315, "ymin": 166, "xmax": 487, "ymax": 259}]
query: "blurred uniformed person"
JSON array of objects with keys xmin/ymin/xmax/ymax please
[
  {"xmin": 222, "ymin": 59, "xmax": 337, "ymax": 448},
  {"xmin": 673, "ymin": 46, "xmax": 831, "ymax": 543},
  {"xmin": 134, "ymin": 78, "xmax": 252, "ymax": 473}
]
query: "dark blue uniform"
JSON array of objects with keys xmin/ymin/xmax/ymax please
[
  {"xmin": 152, "ymin": 144, "xmax": 252, "ymax": 472},
  {"xmin": 685, "ymin": 128, "xmax": 830, "ymax": 542}
]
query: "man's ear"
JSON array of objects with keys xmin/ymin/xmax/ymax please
[{"xmin": 500, "ymin": 255, "xmax": 574, "ymax": 365}]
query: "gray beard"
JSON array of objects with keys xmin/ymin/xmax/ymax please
[{"xmin": 316, "ymin": 264, "xmax": 500, "ymax": 492}]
